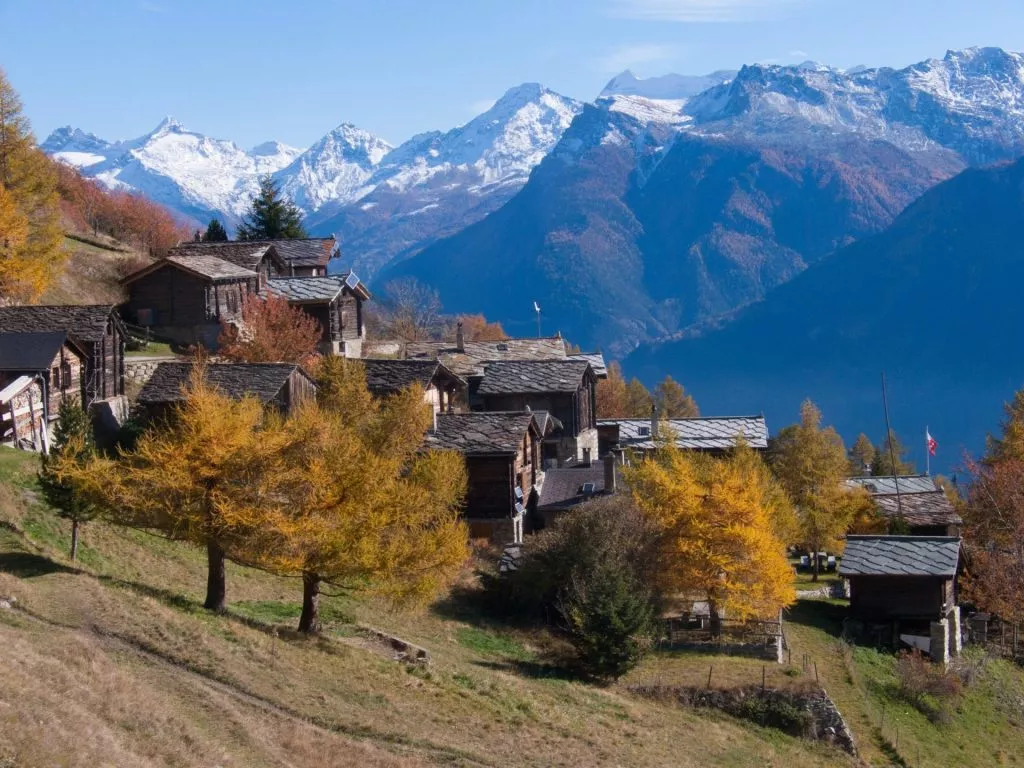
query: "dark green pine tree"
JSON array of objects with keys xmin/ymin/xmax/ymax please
[
  {"xmin": 39, "ymin": 399, "xmax": 98, "ymax": 561},
  {"xmin": 202, "ymin": 218, "xmax": 228, "ymax": 242},
  {"xmin": 236, "ymin": 175, "xmax": 307, "ymax": 240},
  {"xmin": 872, "ymin": 429, "xmax": 916, "ymax": 477}
]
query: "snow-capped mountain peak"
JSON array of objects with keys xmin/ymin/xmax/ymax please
[{"xmin": 600, "ymin": 69, "xmax": 737, "ymax": 101}]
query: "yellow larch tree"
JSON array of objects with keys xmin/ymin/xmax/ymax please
[
  {"xmin": 56, "ymin": 366, "xmax": 285, "ymax": 612},
  {"xmin": 249, "ymin": 358, "xmax": 469, "ymax": 633},
  {"xmin": 626, "ymin": 444, "xmax": 795, "ymax": 631},
  {"xmin": 0, "ymin": 68, "xmax": 65, "ymax": 301}
]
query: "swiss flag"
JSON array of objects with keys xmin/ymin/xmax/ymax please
[{"xmin": 927, "ymin": 429, "xmax": 938, "ymax": 456}]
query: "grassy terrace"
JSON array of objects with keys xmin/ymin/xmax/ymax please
[{"xmin": 0, "ymin": 445, "xmax": 1020, "ymax": 766}]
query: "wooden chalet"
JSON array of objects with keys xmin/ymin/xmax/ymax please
[
  {"xmin": 0, "ymin": 305, "xmax": 126, "ymax": 403},
  {"xmin": 597, "ymin": 415, "xmax": 769, "ymax": 457},
  {"xmin": 266, "ymin": 273, "xmax": 370, "ymax": 357},
  {"xmin": 424, "ymin": 411, "xmax": 543, "ymax": 544},
  {"xmin": 474, "ymin": 360, "xmax": 598, "ymax": 466},
  {"xmin": 120, "ymin": 243, "xmax": 286, "ymax": 347},
  {"xmin": 359, "ymin": 358, "xmax": 465, "ymax": 412},
  {"xmin": 135, "ymin": 362, "xmax": 316, "ymax": 423},
  {"xmin": 0, "ymin": 331, "xmax": 88, "ymax": 451},
  {"xmin": 840, "ymin": 535, "xmax": 962, "ymax": 657},
  {"xmin": 846, "ymin": 476, "xmax": 962, "ymax": 536},
  {"xmin": 250, "ymin": 237, "xmax": 339, "ymax": 277}
]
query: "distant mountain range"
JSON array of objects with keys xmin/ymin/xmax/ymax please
[
  {"xmin": 43, "ymin": 47, "xmax": 1024, "ymax": 358},
  {"xmin": 627, "ymin": 155, "xmax": 1024, "ymax": 469}
]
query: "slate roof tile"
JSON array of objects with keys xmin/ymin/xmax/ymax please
[
  {"xmin": 165, "ymin": 253, "xmax": 256, "ymax": 281},
  {"xmin": 403, "ymin": 337, "xmax": 568, "ymax": 377},
  {"xmin": 872, "ymin": 492, "xmax": 962, "ymax": 528},
  {"xmin": 168, "ymin": 242, "xmax": 272, "ymax": 272},
  {"xmin": 599, "ymin": 416, "xmax": 768, "ymax": 450},
  {"xmin": 838, "ymin": 535, "xmax": 961, "ymax": 577},
  {"xmin": 425, "ymin": 412, "xmax": 535, "ymax": 455},
  {"xmin": 0, "ymin": 331, "xmax": 75, "ymax": 371},
  {"xmin": 846, "ymin": 475, "xmax": 939, "ymax": 495},
  {"xmin": 137, "ymin": 362, "xmax": 307, "ymax": 405},
  {"xmin": 267, "ymin": 276, "xmax": 346, "ymax": 303},
  {"xmin": 0, "ymin": 305, "xmax": 119, "ymax": 343},
  {"xmin": 538, "ymin": 465, "xmax": 613, "ymax": 509},
  {"xmin": 360, "ymin": 359, "xmax": 464, "ymax": 396},
  {"xmin": 477, "ymin": 360, "xmax": 592, "ymax": 395}
]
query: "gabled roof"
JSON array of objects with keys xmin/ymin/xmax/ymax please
[
  {"xmin": 360, "ymin": 359, "xmax": 465, "ymax": 396},
  {"xmin": 137, "ymin": 362, "xmax": 311, "ymax": 406},
  {"xmin": 477, "ymin": 360, "xmax": 593, "ymax": 395},
  {"xmin": 0, "ymin": 304, "xmax": 121, "ymax": 343},
  {"xmin": 0, "ymin": 331, "xmax": 85, "ymax": 371},
  {"xmin": 566, "ymin": 352, "xmax": 608, "ymax": 378},
  {"xmin": 267, "ymin": 276, "xmax": 346, "ymax": 303},
  {"xmin": 846, "ymin": 475, "xmax": 939, "ymax": 495},
  {"xmin": 839, "ymin": 536, "xmax": 961, "ymax": 578},
  {"xmin": 122, "ymin": 254, "xmax": 256, "ymax": 284},
  {"xmin": 599, "ymin": 416, "xmax": 769, "ymax": 451},
  {"xmin": 183, "ymin": 238, "xmax": 337, "ymax": 270},
  {"xmin": 872, "ymin": 493, "xmax": 962, "ymax": 528},
  {"xmin": 538, "ymin": 465, "xmax": 613, "ymax": 510},
  {"xmin": 167, "ymin": 242, "xmax": 276, "ymax": 272},
  {"xmin": 404, "ymin": 337, "xmax": 567, "ymax": 378},
  {"xmin": 425, "ymin": 412, "xmax": 538, "ymax": 455}
]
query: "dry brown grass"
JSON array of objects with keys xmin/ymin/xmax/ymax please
[
  {"xmin": 40, "ymin": 236, "xmax": 146, "ymax": 306},
  {"xmin": 0, "ymin": 448, "xmax": 850, "ymax": 768}
]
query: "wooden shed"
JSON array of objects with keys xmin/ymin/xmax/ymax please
[
  {"xmin": 267, "ymin": 272, "xmax": 370, "ymax": 357},
  {"xmin": 424, "ymin": 411, "xmax": 542, "ymax": 544},
  {"xmin": 846, "ymin": 476, "xmax": 962, "ymax": 536},
  {"xmin": 0, "ymin": 305, "xmax": 126, "ymax": 403},
  {"xmin": 359, "ymin": 358, "xmax": 465, "ymax": 412},
  {"xmin": 475, "ymin": 360, "xmax": 598, "ymax": 466},
  {"xmin": 135, "ymin": 362, "xmax": 317, "ymax": 423}
]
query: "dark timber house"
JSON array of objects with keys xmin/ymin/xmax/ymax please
[
  {"xmin": 360, "ymin": 359, "xmax": 465, "ymax": 412},
  {"xmin": 840, "ymin": 535, "xmax": 963, "ymax": 658},
  {"xmin": 267, "ymin": 273, "xmax": 370, "ymax": 357},
  {"xmin": 424, "ymin": 411, "xmax": 543, "ymax": 544},
  {"xmin": 135, "ymin": 362, "xmax": 317, "ymax": 423},
  {"xmin": 846, "ymin": 475, "xmax": 962, "ymax": 536},
  {"xmin": 475, "ymin": 360, "xmax": 598, "ymax": 466},
  {"xmin": 0, "ymin": 331, "xmax": 88, "ymax": 450},
  {"xmin": 0, "ymin": 305, "xmax": 126, "ymax": 403}
]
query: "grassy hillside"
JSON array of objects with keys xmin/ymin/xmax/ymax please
[
  {"xmin": 0, "ymin": 445, "xmax": 1021, "ymax": 766},
  {"xmin": 39, "ymin": 235, "xmax": 147, "ymax": 306}
]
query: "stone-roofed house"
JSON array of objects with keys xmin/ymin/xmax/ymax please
[
  {"xmin": 840, "ymin": 535, "xmax": 963, "ymax": 656},
  {"xmin": 425, "ymin": 411, "xmax": 543, "ymax": 544},
  {"xmin": 846, "ymin": 475, "xmax": 962, "ymax": 536},
  {"xmin": 535, "ymin": 454, "xmax": 621, "ymax": 528},
  {"xmin": 135, "ymin": 362, "xmax": 316, "ymax": 423},
  {"xmin": 598, "ymin": 415, "xmax": 769, "ymax": 456},
  {"xmin": 121, "ymin": 249, "xmax": 260, "ymax": 347},
  {"xmin": 182, "ymin": 237, "xmax": 339, "ymax": 277},
  {"xmin": 0, "ymin": 331, "xmax": 88, "ymax": 450},
  {"xmin": 360, "ymin": 359, "xmax": 465, "ymax": 412},
  {"xmin": 475, "ymin": 359, "xmax": 598, "ymax": 466},
  {"xmin": 267, "ymin": 272, "xmax": 370, "ymax": 357},
  {"xmin": 0, "ymin": 305, "xmax": 126, "ymax": 402}
]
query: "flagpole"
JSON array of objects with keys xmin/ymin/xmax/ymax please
[{"xmin": 926, "ymin": 425, "xmax": 931, "ymax": 477}]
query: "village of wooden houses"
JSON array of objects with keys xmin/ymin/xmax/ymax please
[{"xmin": 0, "ymin": 229, "xmax": 1019, "ymax": 766}]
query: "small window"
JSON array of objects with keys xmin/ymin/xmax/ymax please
[
  {"xmin": 61, "ymin": 362, "xmax": 72, "ymax": 390},
  {"xmin": 496, "ymin": 343, "xmax": 509, "ymax": 352},
  {"xmin": 51, "ymin": 367, "xmax": 60, "ymax": 389},
  {"xmin": 638, "ymin": 426, "xmax": 650, "ymax": 437}
]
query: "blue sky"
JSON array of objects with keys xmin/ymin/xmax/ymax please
[{"xmin": 3, "ymin": 0, "xmax": 1024, "ymax": 148}]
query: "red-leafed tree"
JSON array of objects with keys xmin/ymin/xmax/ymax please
[{"xmin": 217, "ymin": 293, "xmax": 322, "ymax": 365}]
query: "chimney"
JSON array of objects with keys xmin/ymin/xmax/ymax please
[
  {"xmin": 456, "ymin": 320, "xmax": 465, "ymax": 352},
  {"xmin": 603, "ymin": 453, "xmax": 617, "ymax": 494},
  {"xmin": 651, "ymin": 403, "xmax": 659, "ymax": 440}
]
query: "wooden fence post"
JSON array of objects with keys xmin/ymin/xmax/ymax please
[{"xmin": 707, "ymin": 666, "xmax": 713, "ymax": 689}]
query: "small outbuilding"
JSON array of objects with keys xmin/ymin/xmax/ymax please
[
  {"xmin": 846, "ymin": 475, "xmax": 962, "ymax": 536},
  {"xmin": 266, "ymin": 273, "xmax": 369, "ymax": 357},
  {"xmin": 359, "ymin": 358, "xmax": 465, "ymax": 412},
  {"xmin": 597, "ymin": 415, "xmax": 768, "ymax": 457}
]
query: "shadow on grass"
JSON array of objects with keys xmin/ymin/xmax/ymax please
[
  {"xmin": 96, "ymin": 574, "xmax": 204, "ymax": 613},
  {"xmin": 0, "ymin": 550, "xmax": 78, "ymax": 578},
  {"xmin": 785, "ymin": 598, "xmax": 848, "ymax": 636},
  {"xmin": 473, "ymin": 657, "xmax": 581, "ymax": 682}
]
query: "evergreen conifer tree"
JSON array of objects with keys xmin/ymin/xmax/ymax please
[
  {"xmin": 872, "ymin": 430, "xmax": 916, "ymax": 476},
  {"xmin": 39, "ymin": 399, "xmax": 98, "ymax": 561},
  {"xmin": 202, "ymin": 218, "xmax": 228, "ymax": 242},
  {"xmin": 654, "ymin": 375, "xmax": 699, "ymax": 418},
  {"xmin": 236, "ymin": 175, "xmax": 306, "ymax": 240}
]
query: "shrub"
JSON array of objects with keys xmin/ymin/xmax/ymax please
[
  {"xmin": 734, "ymin": 695, "xmax": 813, "ymax": 736},
  {"xmin": 895, "ymin": 649, "xmax": 963, "ymax": 722}
]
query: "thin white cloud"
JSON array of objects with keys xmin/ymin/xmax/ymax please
[
  {"xmin": 140, "ymin": 1, "xmax": 166, "ymax": 12},
  {"xmin": 607, "ymin": 0, "xmax": 814, "ymax": 22},
  {"xmin": 789, "ymin": 49, "xmax": 809, "ymax": 58},
  {"xmin": 596, "ymin": 43, "xmax": 678, "ymax": 74}
]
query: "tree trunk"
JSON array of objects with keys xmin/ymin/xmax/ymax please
[
  {"xmin": 70, "ymin": 519, "xmax": 79, "ymax": 562},
  {"xmin": 812, "ymin": 553, "xmax": 820, "ymax": 583},
  {"xmin": 709, "ymin": 599, "xmax": 722, "ymax": 637},
  {"xmin": 298, "ymin": 571, "xmax": 321, "ymax": 634},
  {"xmin": 204, "ymin": 540, "xmax": 227, "ymax": 613}
]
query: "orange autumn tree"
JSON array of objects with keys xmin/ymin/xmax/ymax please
[
  {"xmin": 456, "ymin": 314, "xmax": 507, "ymax": 341},
  {"xmin": 55, "ymin": 366, "xmax": 284, "ymax": 612},
  {"xmin": 626, "ymin": 442, "xmax": 795, "ymax": 631},
  {"xmin": 248, "ymin": 357, "xmax": 469, "ymax": 633},
  {"xmin": 217, "ymin": 293, "xmax": 321, "ymax": 365}
]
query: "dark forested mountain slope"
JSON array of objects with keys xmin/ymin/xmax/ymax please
[{"xmin": 626, "ymin": 158, "xmax": 1024, "ymax": 468}]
